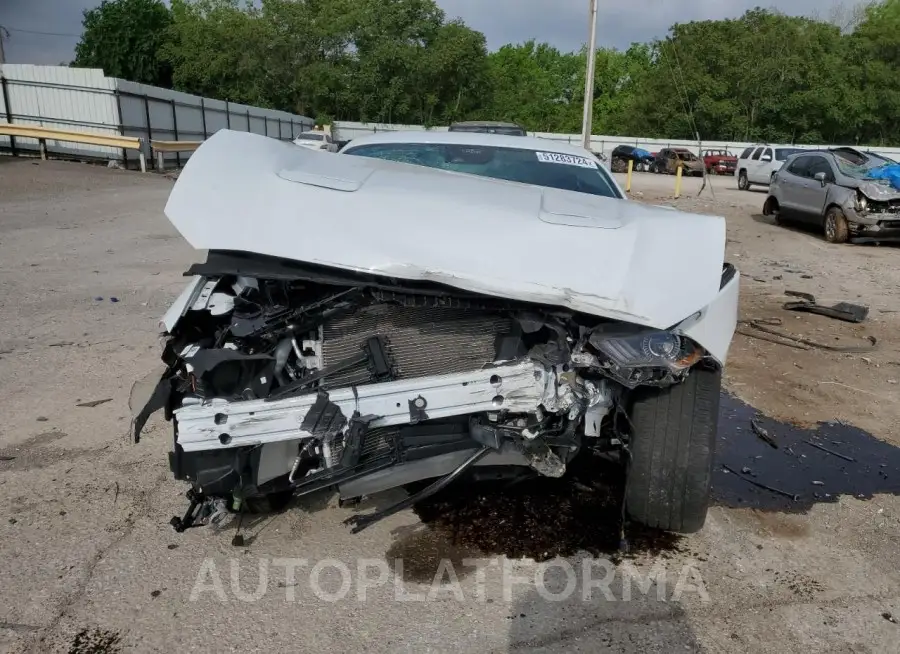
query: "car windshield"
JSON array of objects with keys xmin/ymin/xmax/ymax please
[
  {"xmin": 674, "ymin": 151, "xmax": 698, "ymax": 161},
  {"xmin": 775, "ymin": 148, "xmax": 802, "ymax": 161},
  {"xmin": 296, "ymin": 133, "xmax": 325, "ymax": 141},
  {"xmin": 343, "ymin": 142, "xmax": 622, "ymax": 199},
  {"xmin": 833, "ymin": 150, "xmax": 897, "ymax": 178}
]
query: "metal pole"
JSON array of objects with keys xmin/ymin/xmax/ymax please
[
  {"xmin": 171, "ymin": 99, "xmax": 180, "ymax": 168},
  {"xmin": 581, "ymin": 0, "xmax": 599, "ymax": 151},
  {"xmin": 1, "ymin": 75, "xmax": 16, "ymax": 156},
  {"xmin": 200, "ymin": 97, "xmax": 208, "ymax": 139},
  {"xmin": 225, "ymin": 100, "xmax": 231, "ymax": 129},
  {"xmin": 114, "ymin": 89, "xmax": 128, "ymax": 168},
  {"xmin": 143, "ymin": 94, "xmax": 153, "ymax": 168}
]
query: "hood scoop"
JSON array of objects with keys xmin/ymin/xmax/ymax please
[{"xmin": 539, "ymin": 190, "xmax": 624, "ymax": 228}]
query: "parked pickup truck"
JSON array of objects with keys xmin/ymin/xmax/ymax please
[{"xmin": 703, "ymin": 149, "xmax": 737, "ymax": 175}]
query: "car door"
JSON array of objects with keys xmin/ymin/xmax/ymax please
[
  {"xmin": 745, "ymin": 147, "xmax": 765, "ymax": 182},
  {"xmin": 794, "ymin": 156, "xmax": 836, "ymax": 222},
  {"xmin": 751, "ymin": 147, "xmax": 774, "ymax": 184},
  {"xmin": 776, "ymin": 155, "xmax": 812, "ymax": 213}
]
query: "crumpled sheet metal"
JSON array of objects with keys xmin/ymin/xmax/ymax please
[
  {"xmin": 865, "ymin": 164, "xmax": 900, "ymax": 193},
  {"xmin": 858, "ymin": 179, "xmax": 900, "ymax": 202}
]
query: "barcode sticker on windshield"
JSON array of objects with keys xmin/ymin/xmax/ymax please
[{"xmin": 535, "ymin": 151, "xmax": 598, "ymax": 169}]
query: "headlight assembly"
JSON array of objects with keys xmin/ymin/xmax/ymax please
[
  {"xmin": 591, "ymin": 331, "xmax": 701, "ymax": 371},
  {"xmin": 856, "ymin": 192, "xmax": 868, "ymax": 212}
]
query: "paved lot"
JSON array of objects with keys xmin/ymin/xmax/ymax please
[{"xmin": 1, "ymin": 158, "xmax": 899, "ymax": 653}]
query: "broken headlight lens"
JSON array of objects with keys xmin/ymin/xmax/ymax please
[
  {"xmin": 593, "ymin": 331, "xmax": 699, "ymax": 370},
  {"xmin": 856, "ymin": 192, "xmax": 868, "ymax": 212}
]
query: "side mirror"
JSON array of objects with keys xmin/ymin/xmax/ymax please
[
  {"xmin": 814, "ymin": 172, "xmax": 827, "ymax": 185},
  {"xmin": 761, "ymin": 155, "xmax": 772, "ymax": 162}
]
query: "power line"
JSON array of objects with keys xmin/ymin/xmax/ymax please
[{"xmin": 5, "ymin": 27, "xmax": 81, "ymax": 38}]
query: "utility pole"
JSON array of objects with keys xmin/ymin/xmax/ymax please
[
  {"xmin": 0, "ymin": 26, "xmax": 8, "ymax": 64},
  {"xmin": 580, "ymin": 0, "xmax": 598, "ymax": 151}
]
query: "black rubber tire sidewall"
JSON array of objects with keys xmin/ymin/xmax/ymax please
[
  {"xmin": 738, "ymin": 171, "xmax": 749, "ymax": 190},
  {"xmin": 625, "ymin": 367, "xmax": 721, "ymax": 533}
]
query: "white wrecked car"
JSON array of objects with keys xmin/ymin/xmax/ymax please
[{"xmin": 134, "ymin": 129, "xmax": 739, "ymax": 535}]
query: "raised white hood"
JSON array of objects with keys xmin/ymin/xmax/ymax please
[{"xmin": 165, "ymin": 130, "xmax": 728, "ymax": 330}]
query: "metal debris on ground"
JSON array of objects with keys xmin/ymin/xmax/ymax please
[
  {"xmin": 77, "ymin": 398, "xmax": 113, "ymax": 408},
  {"xmin": 737, "ymin": 318, "xmax": 876, "ymax": 353},
  {"xmin": 783, "ymin": 290, "xmax": 869, "ymax": 323},
  {"xmin": 803, "ymin": 439, "xmax": 856, "ymax": 463},
  {"xmin": 722, "ymin": 464, "xmax": 799, "ymax": 501},
  {"xmin": 751, "ymin": 418, "xmax": 778, "ymax": 448}
]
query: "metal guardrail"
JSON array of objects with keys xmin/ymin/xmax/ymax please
[
  {"xmin": 150, "ymin": 139, "xmax": 203, "ymax": 171},
  {"xmin": 0, "ymin": 123, "xmax": 146, "ymax": 172}
]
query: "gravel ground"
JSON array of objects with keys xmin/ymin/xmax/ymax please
[{"xmin": 1, "ymin": 158, "xmax": 899, "ymax": 653}]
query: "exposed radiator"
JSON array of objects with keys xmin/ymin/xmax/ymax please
[{"xmin": 321, "ymin": 304, "xmax": 510, "ymax": 387}]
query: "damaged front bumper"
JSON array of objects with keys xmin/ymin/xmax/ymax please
[{"xmin": 174, "ymin": 359, "xmax": 583, "ymax": 452}]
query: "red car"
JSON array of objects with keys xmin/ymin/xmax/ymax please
[{"xmin": 703, "ymin": 149, "xmax": 737, "ymax": 175}]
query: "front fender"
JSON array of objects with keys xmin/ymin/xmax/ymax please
[{"xmin": 673, "ymin": 267, "xmax": 740, "ymax": 364}]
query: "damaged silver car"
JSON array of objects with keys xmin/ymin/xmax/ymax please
[
  {"xmin": 763, "ymin": 147, "xmax": 900, "ymax": 244},
  {"xmin": 134, "ymin": 130, "xmax": 740, "ymax": 537}
]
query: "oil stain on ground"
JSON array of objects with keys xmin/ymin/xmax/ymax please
[
  {"xmin": 387, "ymin": 392, "xmax": 900, "ymax": 582},
  {"xmin": 713, "ymin": 394, "xmax": 900, "ymax": 511},
  {"xmin": 67, "ymin": 627, "xmax": 123, "ymax": 654},
  {"xmin": 388, "ymin": 453, "xmax": 682, "ymax": 582}
]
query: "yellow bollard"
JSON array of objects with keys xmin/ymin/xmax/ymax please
[
  {"xmin": 625, "ymin": 159, "xmax": 633, "ymax": 193},
  {"xmin": 675, "ymin": 164, "xmax": 683, "ymax": 198}
]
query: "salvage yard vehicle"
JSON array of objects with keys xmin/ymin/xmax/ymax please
[
  {"xmin": 293, "ymin": 130, "xmax": 338, "ymax": 152},
  {"xmin": 650, "ymin": 148, "xmax": 705, "ymax": 176},
  {"xmin": 763, "ymin": 147, "xmax": 900, "ymax": 244},
  {"xmin": 735, "ymin": 144, "xmax": 803, "ymax": 190},
  {"xmin": 703, "ymin": 149, "xmax": 737, "ymax": 175},
  {"xmin": 610, "ymin": 145, "xmax": 654, "ymax": 173},
  {"xmin": 133, "ymin": 129, "xmax": 740, "ymax": 537}
]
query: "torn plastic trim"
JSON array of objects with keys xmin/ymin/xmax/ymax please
[
  {"xmin": 160, "ymin": 275, "xmax": 207, "ymax": 332},
  {"xmin": 174, "ymin": 360, "xmax": 595, "ymax": 452}
]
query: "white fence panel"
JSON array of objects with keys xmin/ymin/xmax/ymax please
[
  {"xmin": 1, "ymin": 65, "xmax": 315, "ymax": 167},
  {"xmin": 0, "ymin": 64, "xmax": 120, "ymax": 158}
]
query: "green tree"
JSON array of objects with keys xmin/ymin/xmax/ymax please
[{"xmin": 73, "ymin": 0, "xmax": 173, "ymax": 86}]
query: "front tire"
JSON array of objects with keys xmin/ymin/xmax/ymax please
[
  {"xmin": 625, "ymin": 367, "xmax": 721, "ymax": 533},
  {"xmin": 824, "ymin": 207, "xmax": 849, "ymax": 244},
  {"xmin": 737, "ymin": 170, "xmax": 750, "ymax": 190}
]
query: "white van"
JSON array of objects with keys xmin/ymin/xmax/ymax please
[{"xmin": 734, "ymin": 145, "xmax": 804, "ymax": 190}]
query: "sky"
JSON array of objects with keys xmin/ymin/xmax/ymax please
[{"xmin": 0, "ymin": 0, "xmax": 869, "ymax": 66}]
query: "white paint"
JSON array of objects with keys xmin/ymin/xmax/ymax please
[
  {"xmin": 175, "ymin": 360, "xmax": 556, "ymax": 452},
  {"xmin": 164, "ymin": 130, "xmax": 732, "ymax": 339}
]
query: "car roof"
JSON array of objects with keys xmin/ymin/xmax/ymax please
[
  {"xmin": 340, "ymin": 130, "xmax": 599, "ymax": 157},
  {"xmin": 450, "ymin": 120, "xmax": 523, "ymax": 128}
]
